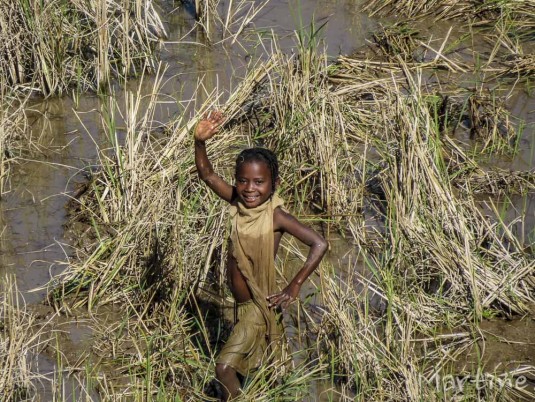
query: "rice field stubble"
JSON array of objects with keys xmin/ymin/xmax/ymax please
[
  {"xmin": 0, "ymin": 0, "xmax": 166, "ymax": 96},
  {"xmin": 5, "ymin": 0, "xmax": 535, "ymax": 400},
  {"xmin": 0, "ymin": 275, "xmax": 49, "ymax": 401}
]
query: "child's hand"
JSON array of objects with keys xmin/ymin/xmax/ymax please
[
  {"xmin": 267, "ymin": 283, "xmax": 301, "ymax": 310},
  {"xmin": 194, "ymin": 110, "xmax": 225, "ymax": 142}
]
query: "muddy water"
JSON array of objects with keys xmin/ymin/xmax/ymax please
[{"xmin": 1, "ymin": 0, "xmax": 534, "ymax": 399}]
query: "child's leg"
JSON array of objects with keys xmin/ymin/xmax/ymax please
[{"xmin": 216, "ymin": 363, "xmax": 241, "ymax": 401}]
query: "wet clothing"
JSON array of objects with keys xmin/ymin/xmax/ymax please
[
  {"xmin": 216, "ymin": 300, "xmax": 267, "ymax": 375},
  {"xmin": 216, "ymin": 194, "xmax": 285, "ymax": 375}
]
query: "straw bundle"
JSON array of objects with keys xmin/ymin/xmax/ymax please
[{"xmin": 0, "ymin": 0, "xmax": 165, "ymax": 96}]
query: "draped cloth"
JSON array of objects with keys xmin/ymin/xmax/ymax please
[
  {"xmin": 216, "ymin": 300, "xmax": 267, "ymax": 375},
  {"xmin": 229, "ymin": 193, "xmax": 285, "ymax": 355}
]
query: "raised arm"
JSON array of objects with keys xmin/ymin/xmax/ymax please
[
  {"xmin": 194, "ymin": 111, "xmax": 234, "ymax": 202},
  {"xmin": 267, "ymin": 208, "xmax": 328, "ymax": 309}
]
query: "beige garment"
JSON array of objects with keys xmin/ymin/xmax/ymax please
[
  {"xmin": 216, "ymin": 300, "xmax": 267, "ymax": 375},
  {"xmin": 229, "ymin": 194, "xmax": 285, "ymax": 352}
]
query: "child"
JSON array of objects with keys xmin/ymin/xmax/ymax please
[{"xmin": 194, "ymin": 110, "xmax": 328, "ymax": 401}]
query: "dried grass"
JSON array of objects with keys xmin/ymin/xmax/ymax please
[
  {"xmin": 454, "ymin": 168, "xmax": 535, "ymax": 195},
  {"xmin": 0, "ymin": 0, "xmax": 166, "ymax": 96},
  {"xmin": 0, "ymin": 275, "xmax": 43, "ymax": 400},
  {"xmin": 365, "ymin": 0, "xmax": 535, "ymax": 32},
  {"xmin": 0, "ymin": 91, "xmax": 28, "ymax": 197},
  {"xmin": 313, "ymin": 51, "xmax": 533, "ymax": 399},
  {"xmin": 194, "ymin": 0, "xmax": 270, "ymax": 44}
]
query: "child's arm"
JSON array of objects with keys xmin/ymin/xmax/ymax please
[
  {"xmin": 194, "ymin": 111, "xmax": 234, "ymax": 202},
  {"xmin": 267, "ymin": 208, "xmax": 328, "ymax": 309}
]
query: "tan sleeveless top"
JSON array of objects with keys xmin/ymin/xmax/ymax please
[{"xmin": 229, "ymin": 194, "xmax": 284, "ymax": 344}]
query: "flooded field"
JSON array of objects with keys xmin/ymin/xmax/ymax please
[{"xmin": 0, "ymin": 0, "xmax": 534, "ymax": 400}]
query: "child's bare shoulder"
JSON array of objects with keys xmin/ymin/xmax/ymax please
[
  {"xmin": 273, "ymin": 206, "xmax": 326, "ymax": 247},
  {"xmin": 273, "ymin": 206, "xmax": 299, "ymax": 232}
]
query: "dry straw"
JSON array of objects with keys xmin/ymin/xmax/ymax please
[
  {"xmin": 364, "ymin": 0, "xmax": 535, "ymax": 29},
  {"xmin": 0, "ymin": 275, "xmax": 44, "ymax": 400},
  {"xmin": 0, "ymin": 91, "xmax": 28, "ymax": 197},
  {"xmin": 193, "ymin": 0, "xmax": 270, "ymax": 44},
  {"xmin": 0, "ymin": 0, "xmax": 166, "ymax": 96}
]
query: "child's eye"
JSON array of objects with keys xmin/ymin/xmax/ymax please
[{"xmin": 255, "ymin": 180, "xmax": 264, "ymax": 184}]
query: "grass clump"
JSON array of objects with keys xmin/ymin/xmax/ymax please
[
  {"xmin": 372, "ymin": 23, "xmax": 423, "ymax": 62},
  {"xmin": 50, "ymin": 64, "xmax": 249, "ymax": 310},
  {"xmin": 453, "ymin": 166, "xmax": 535, "ymax": 195},
  {"xmin": 0, "ymin": 275, "xmax": 43, "ymax": 400},
  {"xmin": 86, "ymin": 302, "xmax": 215, "ymax": 400},
  {"xmin": 0, "ymin": 90, "xmax": 28, "ymax": 197},
  {"xmin": 193, "ymin": 0, "xmax": 270, "ymax": 43},
  {"xmin": 0, "ymin": 0, "xmax": 165, "ymax": 96},
  {"xmin": 364, "ymin": 0, "xmax": 535, "ymax": 38}
]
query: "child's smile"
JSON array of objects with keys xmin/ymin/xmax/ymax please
[{"xmin": 235, "ymin": 161, "xmax": 273, "ymax": 208}]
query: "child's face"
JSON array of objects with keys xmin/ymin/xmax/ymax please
[{"xmin": 235, "ymin": 161, "xmax": 276, "ymax": 208}]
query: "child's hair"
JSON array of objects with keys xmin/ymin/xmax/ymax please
[{"xmin": 235, "ymin": 148, "xmax": 279, "ymax": 191}]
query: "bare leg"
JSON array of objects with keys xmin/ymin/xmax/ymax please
[{"xmin": 216, "ymin": 363, "xmax": 241, "ymax": 401}]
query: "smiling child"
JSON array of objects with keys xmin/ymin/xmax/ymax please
[{"xmin": 194, "ymin": 110, "xmax": 327, "ymax": 401}]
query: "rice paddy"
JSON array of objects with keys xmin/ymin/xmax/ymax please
[{"xmin": 0, "ymin": 0, "xmax": 534, "ymax": 400}]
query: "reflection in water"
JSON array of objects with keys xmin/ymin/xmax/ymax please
[{"xmin": 1, "ymin": 98, "xmax": 74, "ymax": 304}]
